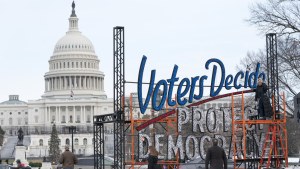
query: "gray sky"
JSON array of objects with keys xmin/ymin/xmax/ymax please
[{"xmin": 0, "ymin": 0, "xmax": 265, "ymax": 102}]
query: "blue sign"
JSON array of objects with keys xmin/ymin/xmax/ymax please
[{"xmin": 138, "ymin": 55, "xmax": 265, "ymax": 114}]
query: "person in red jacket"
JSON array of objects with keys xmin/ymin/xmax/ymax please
[{"xmin": 16, "ymin": 159, "xmax": 26, "ymax": 168}]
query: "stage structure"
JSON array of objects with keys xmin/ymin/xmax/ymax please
[
  {"xmin": 94, "ymin": 26, "xmax": 125, "ymax": 169},
  {"xmin": 231, "ymin": 33, "xmax": 288, "ymax": 169},
  {"xmin": 94, "ymin": 30, "xmax": 288, "ymax": 169}
]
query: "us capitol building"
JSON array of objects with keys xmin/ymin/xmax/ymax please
[
  {"xmin": 0, "ymin": 3, "xmax": 115, "ymax": 158},
  {"xmin": 0, "ymin": 2, "xmax": 236, "ymax": 160}
]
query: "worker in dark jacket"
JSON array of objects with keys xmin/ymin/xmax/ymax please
[
  {"xmin": 148, "ymin": 146, "xmax": 159, "ymax": 169},
  {"xmin": 254, "ymin": 78, "xmax": 273, "ymax": 119},
  {"xmin": 59, "ymin": 146, "xmax": 78, "ymax": 169},
  {"xmin": 205, "ymin": 139, "xmax": 227, "ymax": 169}
]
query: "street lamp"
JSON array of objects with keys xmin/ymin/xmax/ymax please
[{"xmin": 67, "ymin": 126, "xmax": 76, "ymax": 153}]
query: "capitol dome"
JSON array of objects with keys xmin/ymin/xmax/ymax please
[
  {"xmin": 43, "ymin": 1, "xmax": 106, "ymax": 99},
  {"xmin": 53, "ymin": 31, "xmax": 95, "ymax": 54}
]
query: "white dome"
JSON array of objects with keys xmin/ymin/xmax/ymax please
[
  {"xmin": 43, "ymin": 2, "xmax": 106, "ymax": 99},
  {"xmin": 53, "ymin": 31, "xmax": 95, "ymax": 53}
]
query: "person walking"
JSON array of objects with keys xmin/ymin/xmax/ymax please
[
  {"xmin": 59, "ymin": 146, "xmax": 78, "ymax": 169},
  {"xmin": 205, "ymin": 139, "xmax": 227, "ymax": 169},
  {"xmin": 148, "ymin": 146, "xmax": 159, "ymax": 169},
  {"xmin": 254, "ymin": 78, "xmax": 273, "ymax": 119}
]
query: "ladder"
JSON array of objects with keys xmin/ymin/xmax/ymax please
[
  {"xmin": 259, "ymin": 94, "xmax": 288, "ymax": 169},
  {"xmin": 231, "ymin": 92, "xmax": 288, "ymax": 169}
]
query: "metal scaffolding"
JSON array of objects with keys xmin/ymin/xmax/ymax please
[
  {"xmin": 231, "ymin": 33, "xmax": 288, "ymax": 169},
  {"xmin": 113, "ymin": 26, "xmax": 125, "ymax": 169},
  {"xmin": 94, "ymin": 26, "xmax": 125, "ymax": 169}
]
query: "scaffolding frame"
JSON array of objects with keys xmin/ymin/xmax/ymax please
[
  {"xmin": 124, "ymin": 94, "xmax": 180, "ymax": 169},
  {"xmin": 231, "ymin": 92, "xmax": 288, "ymax": 169}
]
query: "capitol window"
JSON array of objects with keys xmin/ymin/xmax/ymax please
[
  {"xmin": 39, "ymin": 139, "xmax": 43, "ymax": 146},
  {"xmin": 83, "ymin": 138, "xmax": 87, "ymax": 145},
  {"xmin": 9, "ymin": 118, "xmax": 12, "ymax": 125},
  {"xmin": 35, "ymin": 109, "xmax": 38, "ymax": 112},
  {"xmin": 0, "ymin": 112, "xmax": 3, "ymax": 115},
  {"xmin": 0, "ymin": 119, "xmax": 3, "ymax": 125},
  {"xmin": 66, "ymin": 138, "xmax": 70, "ymax": 145},
  {"xmin": 35, "ymin": 116, "xmax": 38, "ymax": 123},
  {"xmin": 18, "ymin": 112, "xmax": 21, "ymax": 115},
  {"xmin": 75, "ymin": 138, "xmax": 79, "ymax": 145},
  {"xmin": 69, "ymin": 115, "xmax": 73, "ymax": 123},
  {"xmin": 10, "ymin": 112, "xmax": 12, "ymax": 115},
  {"xmin": 76, "ymin": 115, "xmax": 80, "ymax": 123},
  {"xmin": 87, "ymin": 115, "xmax": 91, "ymax": 123},
  {"xmin": 62, "ymin": 115, "xmax": 66, "ymax": 123}
]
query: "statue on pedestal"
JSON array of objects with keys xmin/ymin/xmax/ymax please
[{"xmin": 17, "ymin": 128, "xmax": 24, "ymax": 146}]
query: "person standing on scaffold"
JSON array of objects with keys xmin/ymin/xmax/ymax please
[{"xmin": 254, "ymin": 78, "xmax": 273, "ymax": 119}]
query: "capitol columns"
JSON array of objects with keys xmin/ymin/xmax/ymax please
[
  {"xmin": 51, "ymin": 78, "xmax": 54, "ymax": 90},
  {"xmin": 98, "ymin": 77, "xmax": 100, "ymax": 90},
  {"xmin": 83, "ymin": 106, "xmax": 86, "ymax": 123},
  {"xmin": 69, "ymin": 76, "xmax": 72, "ymax": 89},
  {"xmin": 58, "ymin": 106, "xmax": 61, "ymax": 123},
  {"xmin": 45, "ymin": 78, "xmax": 47, "ymax": 92},
  {"xmin": 83, "ymin": 76, "xmax": 86, "ymax": 89},
  {"xmin": 48, "ymin": 107, "xmax": 51, "ymax": 123},
  {"xmin": 64, "ymin": 76, "xmax": 67, "ymax": 89},
  {"xmin": 94, "ymin": 77, "xmax": 96, "ymax": 90},
  {"xmin": 54, "ymin": 77, "xmax": 56, "ymax": 90},
  {"xmin": 79, "ymin": 76, "xmax": 82, "ymax": 89},
  {"xmin": 73, "ymin": 106, "xmax": 75, "ymax": 123},
  {"xmin": 81, "ymin": 106, "xmax": 83, "ymax": 123},
  {"xmin": 101, "ymin": 77, "xmax": 103, "ymax": 90},
  {"xmin": 60, "ymin": 77, "xmax": 63, "ymax": 90}
]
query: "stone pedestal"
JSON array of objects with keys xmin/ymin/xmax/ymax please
[
  {"xmin": 13, "ymin": 146, "xmax": 28, "ymax": 167},
  {"xmin": 41, "ymin": 162, "xmax": 52, "ymax": 169}
]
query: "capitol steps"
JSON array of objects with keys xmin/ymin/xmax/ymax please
[
  {"xmin": 0, "ymin": 136, "xmax": 18, "ymax": 158},
  {"xmin": 0, "ymin": 136, "xmax": 31, "ymax": 158}
]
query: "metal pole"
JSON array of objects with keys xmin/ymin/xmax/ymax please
[{"xmin": 72, "ymin": 127, "xmax": 74, "ymax": 153}]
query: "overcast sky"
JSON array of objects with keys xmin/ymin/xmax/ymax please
[{"xmin": 0, "ymin": 0, "xmax": 265, "ymax": 102}]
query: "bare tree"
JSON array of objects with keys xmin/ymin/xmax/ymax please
[
  {"xmin": 248, "ymin": 0, "xmax": 300, "ymax": 35},
  {"xmin": 243, "ymin": 0, "xmax": 300, "ymax": 155},
  {"xmin": 240, "ymin": 0, "xmax": 300, "ymax": 115}
]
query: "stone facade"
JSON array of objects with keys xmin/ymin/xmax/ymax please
[{"xmin": 0, "ymin": 4, "xmax": 115, "ymax": 158}]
